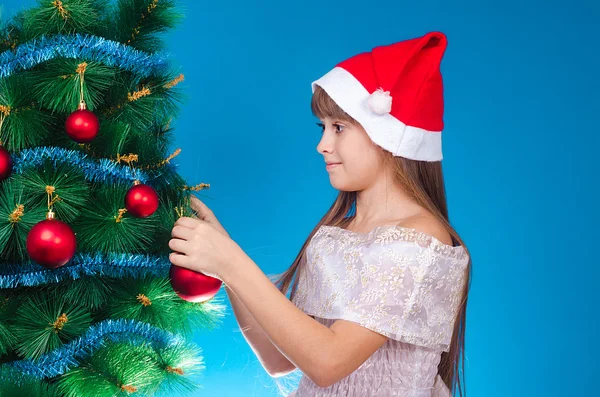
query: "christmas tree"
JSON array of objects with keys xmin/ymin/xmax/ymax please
[{"xmin": 0, "ymin": 1, "xmax": 225, "ymax": 395}]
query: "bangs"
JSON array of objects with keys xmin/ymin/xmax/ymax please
[{"xmin": 311, "ymin": 85, "xmax": 357, "ymax": 123}]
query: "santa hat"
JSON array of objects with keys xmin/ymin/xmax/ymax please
[{"xmin": 311, "ymin": 31, "xmax": 448, "ymax": 161}]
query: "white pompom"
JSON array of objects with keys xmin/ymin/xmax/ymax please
[{"xmin": 367, "ymin": 88, "xmax": 392, "ymax": 115}]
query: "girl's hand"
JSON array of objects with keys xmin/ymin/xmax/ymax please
[
  {"xmin": 189, "ymin": 195, "xmax": 230, "ymax": 237},
  {"xmin": 168, "ymin": 196, "xmax": 242, "ymax": 280}
]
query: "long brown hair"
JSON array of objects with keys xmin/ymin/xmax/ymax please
[{"xmin": 273, "ymin": 85, "xmax": 472, "ymax": 396}]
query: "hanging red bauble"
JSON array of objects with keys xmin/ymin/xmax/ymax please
[
  {"xmin": 125, "ymin": 181, "xmax": 159, "ymax": 218},
  {"xmin": 0, "ymin": 145, "xmax": 12, "ymax": 181},
  {"xmin": 65, "ymin": 101, "xmax": 99, "ymax": 143},
  {"xmin": 26, "ymin": 210, "xmax": 77, "ymax": 269},
  {"xmin": 169, "ymin": 264, "xmax": 222, "ymax": 302}
]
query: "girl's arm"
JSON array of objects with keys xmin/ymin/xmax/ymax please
[
  {"xmin": 183, "ymin": 197, "xmax": 296, "ymax": 375},
  {"xmin": 225, "ymin": 285, "xmax": 297, "ymax": 377},
  {"xmin": 169, "ymin": 198, "xmax": 386, "ymax": 386},
  {"xmin": 222, "ymin": 254, "xmax": 388, "ymax": 388}
]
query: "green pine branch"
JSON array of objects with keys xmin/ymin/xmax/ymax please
[
  {"xmin": 0, "ymin": 372, "xmax": 58, "ymax": 397},
  {"xmin": 73, "ymin": 183, "xmax": 161, "ymax": 254},
  {"xmin": 13, "ymin": 158, "xmax": 90, "ymax": 224},
  {"xmin": 102, "ymin": 276, "xmax": 227, "ymax": 335},
  {"xmin": 101, "ymin": 71, "xmax": 185, "ymax": 134},
  {"xmin": 0, "ymin": 9, "xmax": 25, "ymax": 53},
  {"xmin": 11, "ymin": 290, "xmax": 92, "ymax": 360},
  {"xmin": 57, "ymin": 341, "xmax": 166, "ymax": 397},
  {"xmin": 0, "ymin": 291, "xmax": 16, "ymax": 356},
  {"xmin": 30, "ymin": 58, "xmax": 118, "ymax": 114},
  {"xmin": 56, "ymin": 340, "xmax": 202, "ymax": 397},
  {"xmin": 110, "ymin": 0, "xmax": 184, "ymax": 52},
  {"xmin": 0, "ymin": 0, "xmax": 185, "ymax": 54},
  {"xmin": 0, "ymin": 1, "xmax": 225, "ymax": 394},
  {"xmin": 58, "ymin": 275, "xmax": 117, "ymax": 310},
  {"xmin": 0, "ymin": 74, "xmax": 56, "ymax": 152},
  {"xmin": 0, "ymin": 179, "xmax": 48, "ymax": 262},
  {"xmin": 0, "ymin": 176, "xmax": 205, "ymax": 261},
  {"xmin": 104, "ymin": 276, "xmax": 184, "ymax": 332},
  {"xmin": 21, "ymin": 0, "xmax": 107, "ymax": 40}
]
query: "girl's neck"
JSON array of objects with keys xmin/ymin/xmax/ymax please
[{"xmin": 347, "ymin": 184, "xmax": 426, "ymax": 232}]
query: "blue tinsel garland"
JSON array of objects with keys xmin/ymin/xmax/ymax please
[
  {"xmin": 0, "ymin": 33, "xmax": 170, "ymax": 78},
  {"xmin": 0, "ymin": 318, "xmax": 183, "ymax": 380},
  {"xmin": 0, "ymin": 28, "xmax": 197, "ymax": 386},
  {"xmin": 0, "ymin": 252, "xmax": 171, "ymax": 289},
  {"xmin": 11, "ymin": 146, "xmax": 178, "ymax": 185}
]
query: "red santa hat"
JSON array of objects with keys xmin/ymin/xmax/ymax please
[{"xmin": 311, "ymin": 31, "xmax": 448, "ymax": 161}]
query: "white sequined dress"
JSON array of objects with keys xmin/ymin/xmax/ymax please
[{"xmin": 288, "ymin": 225, "xmax": 469, "ymax": 397}]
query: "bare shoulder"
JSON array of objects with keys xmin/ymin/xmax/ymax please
[{"xmin": 398, "ymin": 214, "xmax": 453, "ymax": 246}]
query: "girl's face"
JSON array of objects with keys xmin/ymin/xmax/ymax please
[{"xmin": 316, "ymin": 117, "xmax": 387, "ymax": 191}]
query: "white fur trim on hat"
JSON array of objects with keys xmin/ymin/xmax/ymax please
[{"xmin": 311, "ymin": 67, "xmax": 443, "ymax": 161}]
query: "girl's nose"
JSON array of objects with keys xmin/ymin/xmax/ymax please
[{"xmin": 317, "ymin": 132, "xmax": 333, "ymax": 154}]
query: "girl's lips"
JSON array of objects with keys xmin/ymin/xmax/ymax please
[{"xmin": 326, "ymin": 163, "xmax": 341, "ymax": 170}]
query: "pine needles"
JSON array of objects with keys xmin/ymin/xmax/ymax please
[
  {"xmin": 0, "ymin": 1, "xmax": 224, "ymax": 395},
  {"xmin": 73, "ymin": 183, "xmax": 160, "ymax": 253},
  {"xmin": 12, "ymin": 291, "xmax": 92, "ymax": 360}
]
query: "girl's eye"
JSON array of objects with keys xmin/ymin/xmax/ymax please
[{"xmin": 316, "ymin": 122, "xmax": 345, "ymax": 133}]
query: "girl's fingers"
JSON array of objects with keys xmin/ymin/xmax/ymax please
[
  {"xmin": 190, "ymin": 196, "xmax": 214, "ymax": 221},
  {"xmin": 171, "ymin": 224, "xmax": 195, "ymax": 240},
  {"xmin": 189, "ymin": 195, "xmax": 229, "ymax": 237}
]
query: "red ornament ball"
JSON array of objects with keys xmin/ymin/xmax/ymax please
[
  {"xmin": 125, "ymin": 183, "xmax": 159, "ymax": 218},
  {"xmin": 65, "ymin": 108, "xmax": 99, "ymax": 143},
  {"xmin": 0, "ymin": 145, "xmax": 12, "ymax": 181},
  {"xmin": 169, "ymin": 264, "xmax": 222, "ymax": 302},
  {"xmin": 26, "ymin": 217, "xmax": 77, "ymax": 269}
]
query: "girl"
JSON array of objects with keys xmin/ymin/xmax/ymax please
[{"xmin": 169, "ymin": 31, "xmax": 472, "ymax": 397}]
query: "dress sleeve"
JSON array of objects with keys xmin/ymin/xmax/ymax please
[{"xmin": 338, "ymin": 237, "xmax": 468, "ymax": 352}]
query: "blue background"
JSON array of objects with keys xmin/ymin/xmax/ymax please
[{"xmin": 3, "ymin": 0, "xmax": 598, "ymax": 396}]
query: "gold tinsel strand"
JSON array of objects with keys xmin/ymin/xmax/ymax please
[
  {"xmin": 183, "ymin": 183, "xmax": 210, "ymax": 191},
  {"xmin": 76, "ymin": 62, "xmax": 88, "ymax": 74},
  {"xmin": 119, "ymin": 384, "xmax": 138, "ymax": 393},
  {"xmin": 78, "ymin": 143, "xmax": 92, "ymax": 152},
  {"xmin": 116, "ymin": 153, "xmax": 139, "ymax": 165},
  {"xmin": 1, "ymin": 33, "xmax": 18, "ymax": 50},
  {"xmin": 77, "ymin": 63, "xmax": 87, "ymax": 104},
  {"xmin": 112, "ymin": 150, "xmax": 184, "ymax": 170},
  {"xmin": 160, "ymin": 148, "xmax": 180, "ymax": 164},
  {"xmin": 78, "ymin": 149, "xmax": 178, "ymax": 170},
  {"xmin": 164, "ymin": 74, "xmax": 184, "ymax": 89},
  {"xmin": 102, "ymin": 104, "xmax": 122, "ymax": 115},
  {"xmin": 52, "ymin": 0, "xmax": 70, "ymax": 20},
  {"xmin": 52, "ymin": 313, "xmax": 68, "ymax": 333},
  {"xmin": 142, "ymin": 148, "xmax": 181, "ymax": 170},
  {"xmin": 166, "ymin": 366, "xmax": 185, "ymax": 375},
  {"xmin": 8, "ymin": 204, "xmax": 24, "ymax": 223},
  {"xmin": 114, "ymin": 208, "xmax": 127, "ymax": 223},
  {"xmin": 148, "ymin": 0, "xmax": 159, "ymax": 12},
  {"xmin": 127, "ymin": 86, "xmax": 151, "ymax": 101},
  {"xmin": 0, "ymin": 104, "xmax": 32, "ymax": 118},
  {"xmin": 126, "ymin": 0, "xmax": 159, "ymax": 44},
  {"xmin": 174, "ymin": 206, "xmax": 184, "ymax": 218},
  {"xmin": 46, "ymin": 186, "xmax": 61, "ymax": 209},
  {"xmin": 1, "ymin": 104, "xmax": 34, "ymax": 116},
  {"xmin": 136, "ymin": 294, "xmax": 152, "ymax": 307},
  {"xmin": 0, "ymin": 105, "xmax": 11, "ymax": 144}
]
